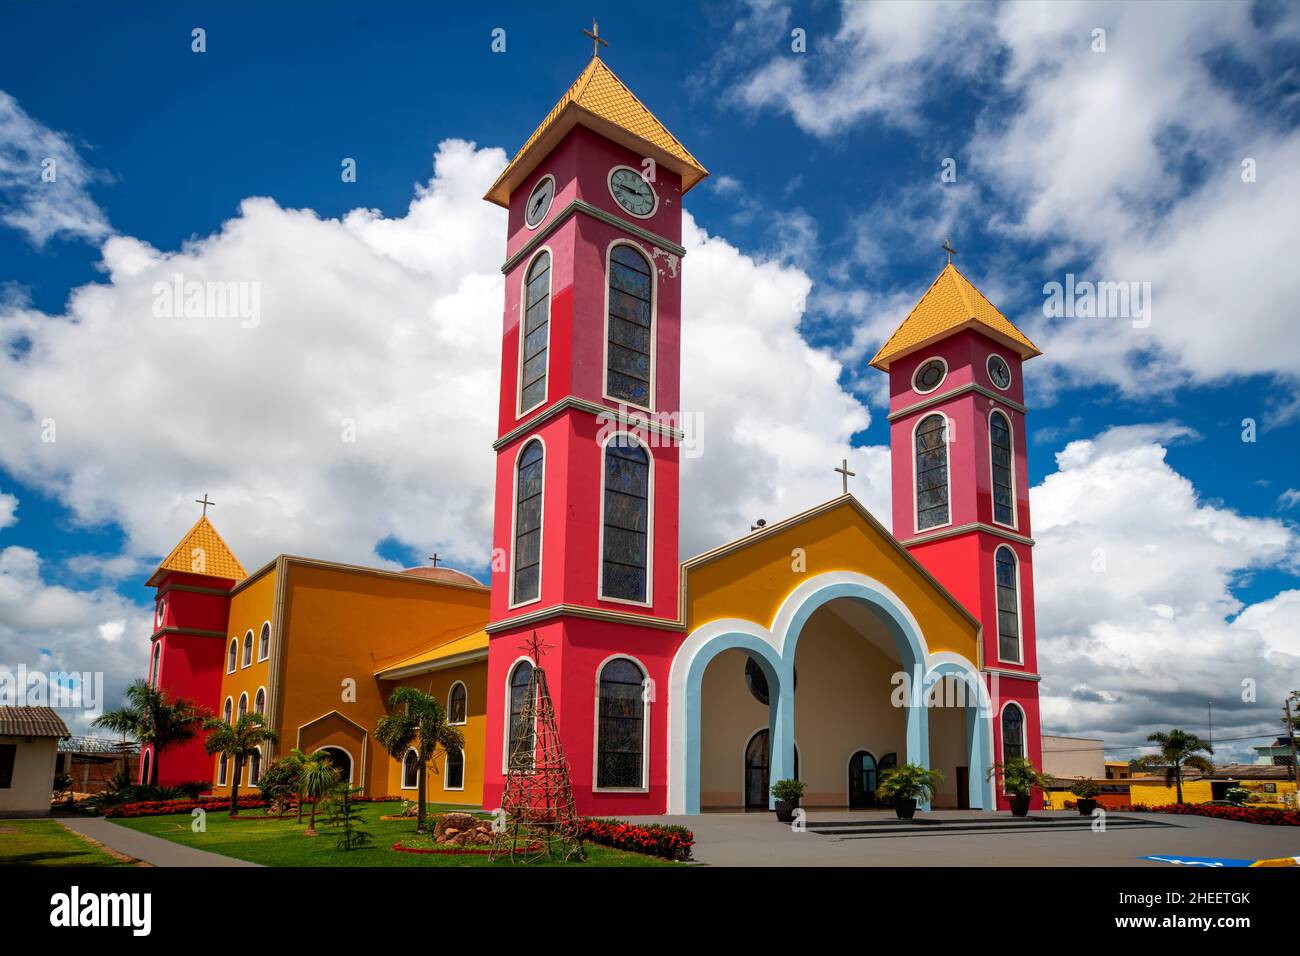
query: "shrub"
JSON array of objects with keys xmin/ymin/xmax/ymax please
[
  {"xmin": 770, "ymin": 778, "xmax": 806, "ymax": 802},
  {"xmin": 878, "ymin": 764, "xmax": 944, "ymax": 803},
  {"xmin": 1070, "ymin": 778, "xmax": 1101, "ymax": 799},
  {"xmin": 578, "ymin": 818, "xmax": 693, "ymax": 860},
  {"xmin": 1135, "ymin": 803, "xmax": 1300, "ymax": 826}
]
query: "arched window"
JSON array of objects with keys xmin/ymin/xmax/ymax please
[
  {"xmin": 1002, "ymin": 703, "xmax": 1025, "ymax": 763},
  {"xmin": 254, "ymin": 687, "xmax": 266, "ymax": 715},
  {"xmin": 248, "ymin": 747, "xmax": 262, "ymax": 786},
  {"xmin": 605, "ymin": 244, "xmax": 653, "ymax": 407},
  {"xmin": 258, "ymin": 623, "xmax": 271, "ymax": 661},
  {"xmin": 446, "ymin": 747, "xmax": 465, "ymax": 790},
  {"xmin": 915, "ymin": 414, "xmax": 949, "ymax": 530},
  {"xmin": 217, "ymin": 754, "xmax": 228, "ymax": 786},
  {"xmin": 995, "ymin": 546, "xmax": 1022, "ymax": 663},
  {"xmin": 242, "ymin": 630, "xmax": 253, "ymax": 668},
  {"xmin": 401, "ymin": 749, "xmax": 419, "ymax": 789},
  {"xmin": 596, "ymin": 658, "xmax": 646, "ymax": 789},
  {"xmin": 990, "ymin": 410, "xmax": 1014, "ymax": 526},
  {"xmin": 237, "ymin": 693, "xmax": 248, "ymax": 719},
  {"xmin": 139, "ymin": 751, "xmax": 151, "ymax": 786},
  {"xmin": 512, "ymin": 440, "xmax": 544, "ymax": 604},
  {"xmin": 149, "ymin": 643, "xmax": 161, "ymax": 685},
  {"xmin": 227, "ymin": 638, "xmax": 238, "ymax": 674},
  {"xmin": 506, "ymin": 660, "xmax": 534, "ymax": 770},
  {"xmin": 601, "ymin": 437, "xmax": 650, "ymax": 602},
  {"xmin": 448, "ymin": 682, "xmax": 467, "ymax": 725},
  {"xmin": 223, "ymin": 697, "xmax": 233, "ymax": 724},
  {"xmin": 520, "ymin": 251, "xmax": 551, "ymax": 413}
]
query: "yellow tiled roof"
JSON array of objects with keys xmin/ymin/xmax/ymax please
[
  {"xmin": 870, "ymin": 263, "xmax": 1041, "ymax": 370},
  {"xmin": 484, "ymin": 56, "xmax": 708, "ymax": 207},
  {"xmin": 373, "ymin": 628, "xmax": 489, "ymax": 678},
  {"xmin": 147, "ymin": 515, "xmax": 246, "ymax": 586}
]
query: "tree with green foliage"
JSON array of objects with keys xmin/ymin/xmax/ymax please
[
  {"xmin": 93, "ymin": 679, "xmax": 206, "ymax": 785},
  {"xmin": 878, "ymin": 763, "xmax": 945, "ymax": 805},
  {"xmin": 374, "ymin": 686, "xmax": 464, "ymax": 834},
  {"xmin": 297, "ymin": 749, "xmax": 340, "ymax": 834},
  {"xmin": 326, "ymin": 782, "xmax": 372, "ymax": 851},
  {"xmin": 255, "ymin": 756, "xmax": 301, "ymax": 817},
  {"xmin": 201, "ymin": 713, "xmax": 278, "ymax": 815},
  {"xmin": 1135, "ymin": 729, "xmax": 1214, "ymax": 804}
]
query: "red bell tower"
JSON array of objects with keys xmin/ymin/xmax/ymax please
[
  {"xmin": 871, "ymin": 259, "xmax": 1046, "ymax": 809},
  {"xmin": 481, "ymin": 52, "xmax": 707, "ymax": 815}
]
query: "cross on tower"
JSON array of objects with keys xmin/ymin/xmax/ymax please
[
  {"xmin": 942, "ymin": 238, "xmax": 957, "ymax": 264},
  {"xmin": 194, "ymin": 494, "xmax": 215, "ymax": 517},
  {"xmin": 583, "ymin": 18, "xmax": 608, "ymax": 58},
  {"xmin": 834, "ymin": 458, "xmax": 856, "ymax": 495}
]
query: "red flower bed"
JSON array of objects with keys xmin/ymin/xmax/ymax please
[
  {"xmin": 578, "ymin": 818, "xmax": 693, "ymax": 861},
  {"xmin": 106, "ymin": 796, "xmax": 269, "ymax": 818},
  {"xmin": 1135, "ymin": 803, "xmax": 1300, "ymax": 826}
]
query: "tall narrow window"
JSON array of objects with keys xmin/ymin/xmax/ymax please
[
  {"xmin": 237, "ymin": 693, "xmax": 248, "ymax": 719},
  {"xmin": 606, "ymin": 244, "xmax": 653, "ymax": 407},
  {"xmin": 242, "ymin": 630, "xmax": 253, "ymax": 668},
  {"xmin": 223, "ymin": 697, "xmax": 233, "ymax": 724},
  {"xmin": 258, "ymin": 623, "xmax": 271, "ymax": 661},
  {"xmin": 596, "ymin": 658, "xmax": 646, "ymax": 789},
  {"xmin": 915, "ymin": 414, "xmax": 949, "ymax": 530},
  {"xmin": 520, "ymin": 252, "xmax": 551, "ymax": 412},
  {"xmin": 402, "ymin": 750, "xmax": 419, "ymax": 789},
  {"xmin": 448, "ymin": 681, "xmax": 467, "ymax": 725},
  {"xmin": 512, "ymin": 440, "xmax": 544, "ymax": 604},
  {"xmin": 254, "ymin": 687, "xmax": 266, "ymax": 715},
  {"xmin": 227, "ymin": 639, "xmax": 238, "ymax": 674},
  {"xmin": 149, "ymin": 643, "xmax": 161, "ymax": 685},
  {"xmin": 995, "ymin": 546, "xmax": 1022, "ymax": 662},
  {"xmin": 507, "ymin": 661, "xmax": 534, "ymax": 770},
  {"xmin": 248, "ymin": 747, "xmax": 262, "ymax": 786},
  {"xmin": 446, "ymin": 747, "xmax": 465, "ymax": 789},
  {"xmin": 990, "ymin": 411, "xmax": 1014, "ymax": 526},
  {"xmin": 1002, "ymin": 703, "xmax": 1025, "ymax": 762},
  {"xmin": 601, "ymin": 437, "xmax": 649, "ymax": 602}
]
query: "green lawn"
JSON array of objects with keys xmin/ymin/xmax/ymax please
[
  {"xmin": 0, "ymin": 819, "xmax": 135, "ymax": 867},
  {"xmin": 113, "ymin": 801, "xmax": 677, "ymax": 867}
]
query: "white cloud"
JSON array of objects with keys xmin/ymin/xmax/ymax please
[
  {"xmin": 1277, "ymin": 488, "xmax": 1300, "ymax": 511},
  {"xmin": 1031, "ymin": 424, "xmax": 1299, "ymax": 762},
  {"xmin": 0, "ymin": 90, "xmax": 111, "ymax": 245},
  {"xmin": 0, "ymin": 489, "xmax": 16, "ymax": 529}
]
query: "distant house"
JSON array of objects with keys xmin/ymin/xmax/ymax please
[
  {"xmin": 1253, "ymin": 736, "xmax": 1296, "ymax": 767},
  {"xmin": 0, "ymin": 706, "xmax": 71, "ymax": 818}
]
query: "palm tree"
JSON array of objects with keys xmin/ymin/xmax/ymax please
[
  {"xmin": 201, "ymin": 713, "xmax": 278, "ymax": 815},
  {"xmin": 375, "ymin": 686, "xmax": 464, "ymax": 834},
  {"xmin": 297, "ymin": 749, "xmax": 339, "ymax": 835},
  {"xmin": 1137, "ymin": 729, "xmax": 1214, "ymax": 804},
  {"xmin": 93, "ymin": 679, "xmax": 206, "ymax": 785},
  {"xmin": 278, "ymin": 748, "xmax": 315, "ymax": 823}
]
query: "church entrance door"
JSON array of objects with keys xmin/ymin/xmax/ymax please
[{"xmin": 849, "ymin": 750, "xmax": 877, "ymax": 808}]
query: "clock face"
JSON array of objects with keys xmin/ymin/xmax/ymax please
[
  {"xmin": 987, "ymin": 354, "xmax": 1012, "ymax": 390},
  {"xmin": 609, "ymin": 167, "xmax": 656, "ymax": 218},
  {"xmin": 913, "ymin": 357, "xmax": 947, "ymax": 394},
  {"xmin": 525, "ymin": 175, "xmax": 555, "ymax": 228}
]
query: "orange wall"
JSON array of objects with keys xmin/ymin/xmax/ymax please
[
  {"xmin": 381, "ymin": 659, "xmax": 487, "ymax": 808},
  {"xmin": 212, "ymin": 567, "xmax": 277, "ymax": 791}
]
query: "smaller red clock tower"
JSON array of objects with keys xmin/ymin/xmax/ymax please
[
  {"xmin": 871, "ymin": 258, "xmax": 1046, "ymax": 809},
  {"xmin": 480, "ymin": 49, "xmax": 707, "ymax": 815}
]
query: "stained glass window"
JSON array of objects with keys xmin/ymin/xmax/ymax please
[
  {"xmin": 991, "ymin": 411, "xmax": 1014, "ymax": 525},
  {"xmin": 507, "ymin": 661, "xmax": 534, "ymax": 771},
  {"xmin": 448, "ymin": 682, "xmax": 467, "ymax": 724},
  {"xmin": 1002, "ymin": 703, "xmax": 1025, "ymax": 762},
  {"xmin": 915, "ymin": 414, "xmax": 949, "ymax": 530},
  {"xmin": 513, "ymin": 440, "xmax": 544, "ymax": 603},
  {"xmin": 602, "ymin": 438, "xmax": 649, "ymax": 602},
  {"xmin": 996, "ymin": 546, "xmax": 1021, "ymax": 662},
  {"xmin": 520, "ymin": 252, "xmax": 550, "ymax": 412},
  {"xmin": 597, "ymin": 658, "xmax": 645, "ymax": 789},
  {"xmin": 606, "ymin": 245, "xmax": 653, "ymax": 407}
]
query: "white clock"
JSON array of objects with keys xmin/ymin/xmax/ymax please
[
  {"xmin": 609, "ymin": 166, "xmax": 657, "ymax": 218},
  {"xmin": 525, "ymin": 174, "xmax": 555, "ymax": 228}
]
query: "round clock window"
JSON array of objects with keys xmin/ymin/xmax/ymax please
[
  {"xmin": 524, "ymin": 175, "xmax": 555, "ymax": 229},
  {"xmin": 912, "ymin": 357, "xmax": 947, "ymax": 394},
  {"xmin": 609, "ymin": 166, "xmax": 657, "ymax": 218},
  {"xmin": 987, "ymin": 354, "xmax": 1012, "ymax": 390}
]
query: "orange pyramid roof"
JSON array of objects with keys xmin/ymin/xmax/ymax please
[
  {"xmin": 485, "ymin": 56, "xmax": 707, "ymax": 207},
  {"xmin": 146, "ymin": 515, "xmax": 246, "ymax": 587},
  {"xmin": 870, "ymin": 263, "xmax": 1041, "ymax": 370}
]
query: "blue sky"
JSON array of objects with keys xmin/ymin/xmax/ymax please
[{"xmin": 1, "ymin": 0, "xmax": 1298, "ymax": 760}]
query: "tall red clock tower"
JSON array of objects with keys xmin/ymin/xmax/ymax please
[
  {"xmin": 481, "ymin": 50, "xmax": 707, "ymax": 815},
  {"xmin": 871, "ymin": 259, "xmax": 1046, "ymax": 810}
]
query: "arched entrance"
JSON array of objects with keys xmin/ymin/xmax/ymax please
[
  {"xmin": 319, "ymin": 746, "xmax": 353, "ymax": 784},
  {"xmin": 744, "ymin": 729, "xmax": 800, "ymax": 809},
  {"xmin": 848, "ymin": 750, "xmax": 877, "ymax": 808}
]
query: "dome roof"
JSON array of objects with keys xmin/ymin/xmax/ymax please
[{"xmin": 399, "ymin": 566, "xmax": 482, "ymax": 587}]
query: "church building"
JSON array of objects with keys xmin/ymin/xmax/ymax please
[{"xmin": 140, "ymin": 49, "xmax": 1044, "ymax": 816}]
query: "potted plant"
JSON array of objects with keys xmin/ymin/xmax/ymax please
[
  {"xmin": 1070, "ymin": 778, "xmax": 1101, "ymax": 815},
  {"xmin": 770, "ymin": 778, "xmax": 806, "ymax": 822},
  {"xmin": 987, "ymin": 757, "xmax": 1051, "ymax": 817},
  {"xmin": 876, "ymin": 764, "xmax": 944, "ymax": 819},
  {"xmin": 1224, "ymin": 786, "xmax": 1250, "ymax": 805}
]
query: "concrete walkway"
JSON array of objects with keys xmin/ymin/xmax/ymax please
[{"xmin": 57, "ymin": 815, "xmax": 260, "ymax": 867}]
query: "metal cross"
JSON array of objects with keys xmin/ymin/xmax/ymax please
[
  {"xmin": 583, "ymin": 18, "xmax": 609, "ymax": 58},
  {"xmin": 195, "ymin": 494, "xmax": 215, "ymax": 517},
  {"xmin": 834, "ymin": 458, "xmax": 856, "ymax": 495},
  {"xmin": 427, "ymin": 553, "xmax": 441, "ymax": 567},
  {"xmin": 942, "ymin": 238, "xmax": 957, "ymax": 264}
]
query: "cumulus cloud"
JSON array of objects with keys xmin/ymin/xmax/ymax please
[
  {"xmin": 0, "ymin": 489, "xmax": 16, "ymax": 529},
  {"xmin": 1031, "ymin": 424, "xmax": 1299, "ymax": 762},
  {"xmin": 0, "ymin": 90, "xmax": 111, "ymax": 245}
]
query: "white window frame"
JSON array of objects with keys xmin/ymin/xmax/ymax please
[
  {"xmin": 227, "ymin": 638, "xmax": 238, "ymax": 674},
  {"xmin": 501, "ymin": 657, "xmax": 537, "ymax": 774},
  {"xmin": 223, "ymin": 697, "xmax": 233, "ymax": 724},
  {"xmin": 507, "ymin": 437, "xmax": 546, "ymax": 609},
  {"xmin": 591, "ymin": 654, "xmax": 651, "ymax": 793},
  {"xmin": 447, "ymin": 680, "xmax": 468, "ymax": 726},
  {"xmin": 241, "ymin": 629, "xmax": 253, "ymax": 668},
  {"xmin": 149, "ymin": 642, "xmax": 162, "ymax": 686},
  {"xmin": 237, "ymin": 692, "xmax": 249, "ymax": 719},
  {"xmin": 247, "ymin": 745, "xmax": 263, "ymax": 787},
  {"xmin": 516, "ymin": 246, "xmax": 554, "ymax": 418},
  {"xmin": 994, "ymin": 545, "xmax": 1025, "ymax": 665},
  {"xmin": 254, "ymin": 686, "xmax": 266, "ymax": 716},
  {"xmin": 443, "ymin": 746, "xmax": 466, "ymax": 792},
  {"xmin": 400, "ymin": 748, "xmax": 420, "ymax": 790},
  {"xmin": 217, "ymin": 753, "xmax": 228, "ymax": 786},
  {"xmin": 257, "ymin": 621, "xmax": 271, "ymax": 662},
  {"xmin": 601, "ymin": 239, "xmax": 657, "ymax": 414},
  {"xmin": 596, "ymin": 431, "xmax": 654, "ymax": 608},
  {"xmin": 999, "ymin": 701, "xmax": 1027, "ymax": 765},
  {"xmin": 911, "ymin": 411, "xmax": 953, "ymax": 534},
  {"xmin": 988, "ymin": 408, "xmax": 1018, "ymax": 530}
]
